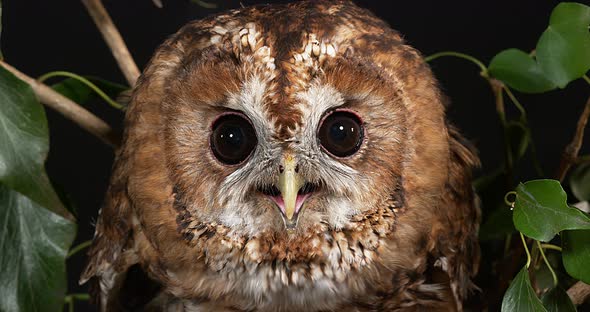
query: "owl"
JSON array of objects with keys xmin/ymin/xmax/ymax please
[{"xmin": 81, "ymin": 1, "xmax": 481, "ymax": 311}]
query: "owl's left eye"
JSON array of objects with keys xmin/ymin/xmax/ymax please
[
  {"xmin": 210, "ymin": 113, "xmax": 257, "ymax": 165},
  {"xmin": 318, "ymin": 109, "xmax": 364, "ymax": 158}
]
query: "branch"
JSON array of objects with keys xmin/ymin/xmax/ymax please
[
  {"xmin": 1, "ymin": 61, "xmax": 120, "ymax": 148},
  {"xmin": 81, "ymin": 0, "xmax": 140, "ymax": 86},
  {"xmin": 555, "ymin": 95, "xmax": 590, "ymax": 182},
  {"xmin": 568, "ymin": 281, "xmax": 590, "ymax": 306},
  {"xmin": 555, "ymin": 94, "xmax": 590, "ymax": 305}
]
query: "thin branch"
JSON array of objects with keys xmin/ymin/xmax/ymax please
[
  {"xmin": 1, "ymin": 61, "xmax": 120, "ymax": 148},
  {"xmin": 555, "ymin": 95, "xmax": 590, "ymax": 182},
  {"xmin": 568, "ymin": 281, "xmax": 590, "ymax": 306},
  {"xmin": 557, "ymin": 93, "xmax": 590, "ymax": 306},
  {"xmin": 81, "ymin": 0, "xmax": 140, "ymax": 86}
]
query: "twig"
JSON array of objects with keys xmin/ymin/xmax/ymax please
[
  {"xmin": 568, "ymin": 282, "xmax": 590, "ymax": 306},
  {"xmin": 555, "ymin": 95, "xmax": 590, "ymax": 182},
  {"xmin": 555, "ymin": 94, "xmax": 590, "ymax": 305},
  {"xmin": 81, "ymin": 0, "xmax": 140, "ymax": 86},
  {"xmin": 1, "ymin": 61, "xmax": 120, "ymax": 148}
]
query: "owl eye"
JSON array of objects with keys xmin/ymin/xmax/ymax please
[
  {"xmin": 318, "ymin": 110, "xmax": 364, "ymax": 158},
  {"xmin": 210, "ymin": 113, "xmax": 257, "ymax": 165}
]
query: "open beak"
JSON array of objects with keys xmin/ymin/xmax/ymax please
[
  {"xmin": 260, "ymin": 154, "xmax": 316, "ymax": 229},
  {"xmin": 278, "ymin": 154, "xmax": 304, "ymax": 223}
]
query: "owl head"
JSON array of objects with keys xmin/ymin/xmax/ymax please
[
  {"xmin": 84, "ymin": 2, "xmax": 480, "ymax": 310},
  {"xmin": 119, "ymin": 0, "xmax": 449, "ymax": 242}
]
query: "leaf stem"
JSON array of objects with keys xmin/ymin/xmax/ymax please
[
  {"xmin": 504, "ymin": 191, "xmax": 517, "ymax": 208},
  {"xmin": 539, "ymin": 243, "xmax": 562, "ymax": 252},
  {"xmin": 424, "ymin": 51, "xmax": 488, "ymax": 75},
  {"xmin": 67, "ymin": 240, "xmax": 92, "ymax": 258},
  {"xmin": 64, "ymin": 296, "xmax": 73, "ymax": 312},
  {"xmin": 520, "ymin": 232, "xmax": 532, "ymax": 268},
  {"xmin": 583, "ymin": 74, "xmax": 590, "ymax": 85},
  {"xmin": 503, "ymin": 87, "xmax": 527, "ymax": 119},
  {"xmin": 38, "ymin": 71, "xmax": 124, "ymax": 110},
  {"xmin": 536, "ymin": 241, "xmax": 558, "ymax": 287},
  {"xmin": 64, "ymin": 293, "xmax": 91, "ymax": 312}
]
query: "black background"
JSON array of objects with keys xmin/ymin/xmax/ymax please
[{"xmin": 3, "ymin": 0, "xmax": 589, "ymax": 310}]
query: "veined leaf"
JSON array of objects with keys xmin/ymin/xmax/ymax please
[
  {"xmin": 537, "ymin": 2, "xmax": 590, "ymax": 88},
  {"xmin": 540, "ymin": 286, "xmax": 576, "ymax": 312},
  {"xmin": 0, "ymin": 184, "xmax": 76, "ymax": 312},
  {"xmin": 0, "ymin": 66, "xmax": 70, "ymax": 218},
  {"xmin": 562, "ymin": 229, "xmax": 590, "ymax": 284},
  {"xmin": 488, "ymin": 49, "xmax": 556, "ymax": 93},
  {"xmin": 488, "ymin": 2, "xmax": 590, "ymax": 92},
  {"xmin": 501, "ymin": 266, "xmax": 547, "ymax": 312},
  {"xmin": 513, "ymin": 179, "xmax": 590, "ymax": 242},
  {"xmin": 0, "ymin": 66, "xmax": 76, "ymax": 311}
]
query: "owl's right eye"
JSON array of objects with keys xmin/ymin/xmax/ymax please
[{"xmin": 210, "ymin": 113, "xmax": 257, "ymax": 165}]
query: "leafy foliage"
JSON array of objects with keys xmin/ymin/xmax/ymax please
[
  {"xmin": 513, "ymin": 179, "xmax": 590, "ymax": 242},
  {"xmin": 0, "ymin": 185, "xmax": 76, "ymax": 312},
  {"xmin": 488, "ymin": 49, "xmax": 556, "ymax": 93},
  {"xmin": 501, "ymin": 267, "xmax": 547, "ymax": 312},
  {"xmin": 488, "ymin": 2, "xmax": 590, "ymax": 93},
  {"xmin": 0, "ymin": 66, "xmax": 76, "ymax": 311},
  {"xmin": 541, "ymin": 287, "xmax": 577, "ymax": 312},
  {"xmin": 562, "ymin": 230, "xmax": 590, "ymax": 284}
]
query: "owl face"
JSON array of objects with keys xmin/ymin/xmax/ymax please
[{"xmin": 163, "ymin": 55, "xmax": 406, "ymax": 237}]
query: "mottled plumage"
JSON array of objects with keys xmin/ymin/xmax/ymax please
[{"xmin": 81, "ymin": 1, "xmax": 481, "ymax": 311}]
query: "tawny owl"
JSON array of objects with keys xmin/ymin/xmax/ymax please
[{"xmin": 81, "ymin": 1, "xmax": 481, "ymax": 311}]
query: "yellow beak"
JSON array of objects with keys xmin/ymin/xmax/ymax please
[{"xmin": 278, "ymin": 154, "xmax": 304, "ymax": 221}]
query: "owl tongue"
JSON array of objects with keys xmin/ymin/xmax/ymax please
[{"xmin": 269, "ymin": 193, "xmax": 310, "ymax": 218}]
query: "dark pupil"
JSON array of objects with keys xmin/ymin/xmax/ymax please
[
  {"xmin": 211, "ymin": 114, "xmax": 257, "ymax": 165},
  {"xmin": 330, "ymin": 122, "xmax": 350, "ymax": 141},
  {"xmin": 319, "ymin": 111, "xmax": 363, "ymax": 157}
]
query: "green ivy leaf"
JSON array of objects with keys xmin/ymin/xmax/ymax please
[
  {"xmin": 540, "ymin": 286, "xmax": 576, "ymax": 312},
  {"xmin": 0, "ymin": 66, "xmax": 76, "ymax": 311},
  {"xmin": 0, "ymin": 184, "xmax": 76, "ymax": 312},
  {"xmin": 562, "ymin": 229, "xmax": 590, "ymax": 284},
  {"xmin": 488, "ymin": 3, "xmax": 590, "ymax": 92},
  {"xmin": 501, "ymin": 266, "xmax": 547, "ymax": 312},
  {"xmin": 51, "ymin": 76, "xmax": 128, "ymax": 107},
  {"xmin": 488, "ymin": 49, "xmax": 556, "ymax": 93},
  {"xmin": 0, "ymin": 66, "xmax": 70, "ymax": 218},
  {"xmin": 536, "ymin": 2, "xmax": 590, "ymax": 88},
  {"xmin": 513, "ymin": 179, "xmax": 590, "ymax": 242},
  {"xmin": 570, "ymin": 162, "xmax": 590, "ymax": 201}
]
